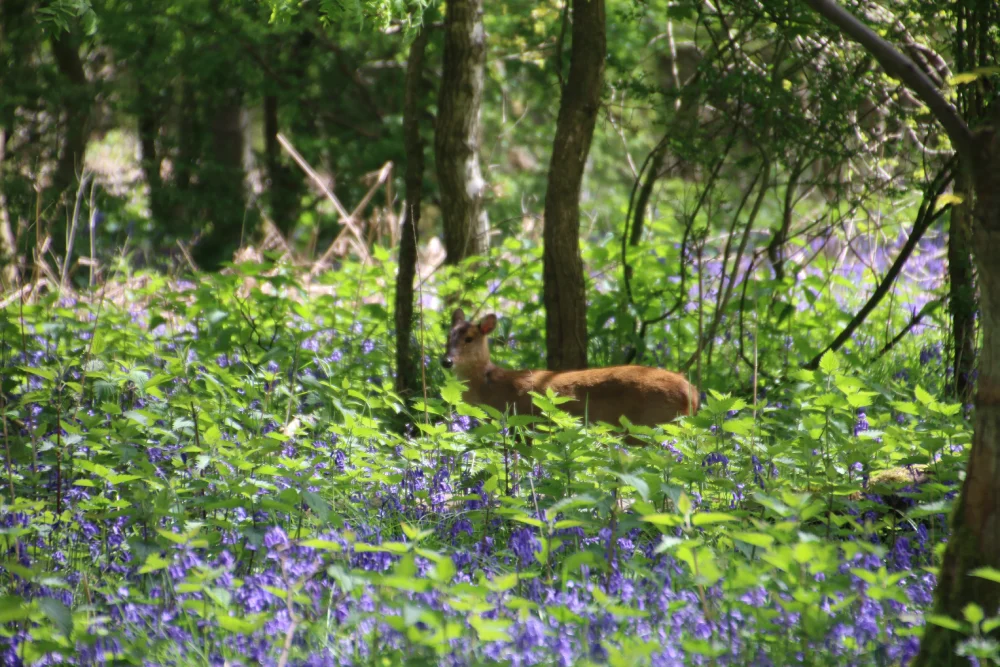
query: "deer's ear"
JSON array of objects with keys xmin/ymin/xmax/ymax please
[
  {"xmin": 451, "ymin": 308, "xmax": 466, "ymax": 327},
  {"xmin": 479, "ymin": 314, "xmax": 497, "ymax": 335}
]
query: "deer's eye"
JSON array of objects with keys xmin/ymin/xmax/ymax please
[{"xmin": 464, "ymin": 337, "xmax": 474, "ymax": 343}]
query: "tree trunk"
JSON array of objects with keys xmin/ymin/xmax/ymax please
[
  {"xmin": 174, "ymin": 78, "xmax": 200, "ymax": 200},
  {"xmin": 192, "ymin": 91, "xmax": 249, "ymax": 270},
  {"xmin": 949, "ymin": 168, "xmax": 977, "ymax": 404},
  {"xmin": 766, "ymin": 160, "xmax": 804, "ymax": 282},
  {"xmin": 796, "ymin": 2, "xmax": 998, "ymax": 663},
  {"xmin": 917, "ymin": 128, "xmax": 1000, "ymax": 665},
  {"xmin": 0, "ymin": 129, "xmax": 16, "ymax": 289},
  {"xmin": 542, "ymin": 0, "xmax": 606, "ymax": 371},
  {"xmin": 135, "ymin": 33, "xmax": 168, "ymax": 229},
  {"xmin": 395, "ymin": 29, "xmax": 429, "ymax": 398},
  {"xmin": 434, "ymin": 0, "xmax": 490, "ymax": 263},
  {"xmin": 262, "ymin": 30, "xmax": 312, "ymax": 238},
  {"xmin": 263, "ymin": 94, "xmax": 301, "ymax": 236},
  {"xmin": 48, "ymin": 28, "xmax": 90, "ymax": 259},
  {"xmin": 629, "ymin": 142, "xmax": 667, "ymax": 247}
]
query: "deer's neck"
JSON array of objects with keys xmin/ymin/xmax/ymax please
[{"xmin": 457, "ymin": 361, "xmax": 505, "ymax": 399}]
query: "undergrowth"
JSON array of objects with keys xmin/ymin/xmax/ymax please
[{"xmin": 0, "ymin": 244, "xmax": 993, "ymax": 666}]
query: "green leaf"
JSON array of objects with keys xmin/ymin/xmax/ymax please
[
  {"xmin": 216, "ymin": 613, "xmax": 268, "ymax": 634},
  {"xmin": 485, "ymin": 572, "xmax": 519, "ymax": 592},
  {"xmin": 303, "ymin": 491, "xmax": 331, "ymax": 523},
  {"xmin": 469, "ymin": 615, "xmax": 512, "ymax": 642},
  {"xmin": 433, "ymin": 557, "xmax": 456, "ymax": 584},
  {"xmin": 639, "ymin": 513, "xmax": 681, "ymax": 527},
  {"xmin": 0, "ymin": 596, "xmax": 29, "ymax": 623},
  {"xmin": 963, "ymin": 603, "xmax": 984, "ymax": 626},
  {"xmin": 691, "ymin": 512, "xmax": 738, "ymax": 526},
  {"xmin": 612, "ymin": 472, "xmax": 650, "ymax": 502},
  {"xmin": 677, "ymin": 492, "xmax": 693, "ymax": 517},
  {"xmin": 914, "ymin": 385, "xmax": 934, "ymax": 406},
  {"xmin": 139, "ymin": 553, "xmax": 171, "ymax": 574},
  {"xmin": 299, "ymin": 539, "xmax": 343, "ymax": 552},
  {"xmin": 37, "ymin": 597, "xmax": 73, "ymax": 637},
  {"xmin": 925, "ymin": 614, "xmax": 964, "ymax": 631},
  {"xmin": 970, "ymin": 568, "xmax": 1000, "ymax": 584},
  {"xmin": 818, "ymin": 351, "xmax": 839, "ymax": 374},
  {"xmin": 731, "ymin": 532, "xmax": 774, "ymax": 549},
  {"xmin": 440, "ymin": 378, "xmax": 466, "ymax": 405}
]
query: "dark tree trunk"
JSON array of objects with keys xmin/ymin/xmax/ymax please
[
  {"xmin": 48, "ymin": 28, "xmax": 90, "ymax": 259},
  {"xmin": 263, "ymin": 94, "xmax": 300, "ymax": 236},
  {"xmin": 0, "ymin": 129, "xmax": 14, "ymax": 289},
  {"xmin": 542, "ymin": 0, "xmax": 606, "ymax": 371},
  {"xmin": 949, "ymin": 169, "xmax": 977, "ymax": 403},
  {"xmin": 917, "ymin": 127, "xmax": 1000, "ymax": 665},
  {"xmin": 629, "ymin": 142, "xmax": 667, "ymax": 247},
  {"xmin": 174, "ymin": 79, "xmax": 199, "ymax": 197},
  {"xmin": 262, "ymin": 31, "xmax": 312, "ymax": 237},
  {"xmin": 137, "ymin": 100, "xmax": 166, "ymax": 222},
  {"xmin": 434, "ymin": 0, "xmax": 490, "ymax": 263},
  {"xmin": 192, "ymin": 91, "xmax": 249, "ymax": 270},
  {"xmin": 395, "ymin": 29, "xmax": 429, "ymax": 398},
  {"xmin": 766, "ymin": 160, "xmax": 804, "ymax": 282},
  {"xmin": 797, "ymin": 2, "xmax": 999, "ymax": 663},
  {"xmin": 135, "ymin": 32, "xmax": 168, "ymax": 227}
]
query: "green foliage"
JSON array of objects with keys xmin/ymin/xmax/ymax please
[{"xmin": 0, "ymin": 249, "xmax": 972, "ymax": 663}]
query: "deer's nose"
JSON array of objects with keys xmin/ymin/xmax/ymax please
[{"xmin": 441, "ymin": 356, "xmax": 454, "ymax": 369}]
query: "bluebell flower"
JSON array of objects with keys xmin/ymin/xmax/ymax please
[{"xmin": 509, "ymin": 528, "xmax": 540, "ymax": 566}]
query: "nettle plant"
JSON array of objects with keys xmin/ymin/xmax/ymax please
[{"xmin": 0, "ymin": 262, "xmax": 990, "ymax": 666}]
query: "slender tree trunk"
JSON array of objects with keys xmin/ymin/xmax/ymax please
[
  {"xmin": 192, "ymin": 90, "xmax": 249, "ymax": 270},
  {"xmin": 629, "ymin": 142, "xmax": 667, "ymax": 247},
  {"xmin": 135, "ymin": 33, "xmax": 168, "ymax": 228},
  {"xmin": 137, "ymin": 101, "xmax": 165, "ymax": 221},
  {"xmin": 263, "ymin": 93, "xmax": 299, "ymax": 236},
  {"xmin": 949, "ymin": 168, "xmax": 977, "ymax": 403},
  {"xmin": 917, "ymin": 129, "xmax": 1000, "ymax": 665},
  {"xmin": 174, "ymin": 79, "xmax": 199, "ymax": 197},
  {"xmin": 395, "ymin": 29, "xmax": 429, "ymax": 398},
  {"xmin": 0, "ymin": 129, "xmax": 16, "ymax": 289},
  {"xmin": 262, "ymin": 31, "xmax": 312, "ymax": 237},
  {"xmin": 434, "ymin": 0, "xmax": 490, "ymax": 263},
  {"xmin": 48, "ymin": 29, "xmax": 90, "ymax": 259},
  {"xmin": 542, "ymin": 0, "xmax": 606, "ymax": 371},
  {"xmin": 767, "ymin": 160, "xmax": 804, "ymax": 282},
  {"xmin": 0, "ymin": 0, "xmax": 37, "ymax": 282}
]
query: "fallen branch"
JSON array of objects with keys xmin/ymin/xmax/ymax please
[{"xmin": 275, "ymin": 132, "xmax": 370, "ymax": 266}]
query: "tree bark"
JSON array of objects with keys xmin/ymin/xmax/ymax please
[
  {"xmin": 434, "ymin": 0, "xmax": 490, "ymax": 263},
  {"xmin": 917, "ymin": 125, "xmax": 1000, "ymax": 666},
  {"xmin": 263, "ymin": 93, "xmax": 300, "ymax": 236},
  {"xmin": 542, "ymin": 0, "xmax": 606, "ymax": 371},
  {"xmin": 949, "ymin": 168, "xmax": 977, "ymax": 404},
  {"xmin": 48, "ymin": 28, "xmax": 91, "ymax": 259},
  {"xmin": 191, "ymin": 90, "xmax": 249, "ymax": 270},
  {"xmin": 135, "ymin": 31, "xmax": 168, "ymax": 227},
  {"xmin": 263, "ymin": 30, "xmax": 312, "ymax": 237},
  {"xmin": 395, "ymin": 29, "xmax": 429, "ymax": 398}
]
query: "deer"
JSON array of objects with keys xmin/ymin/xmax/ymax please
[{"xmin": 440, "ymin": 309, "xmax": 699, "ymax": 438}]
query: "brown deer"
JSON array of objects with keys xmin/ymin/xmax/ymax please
[{"xmin": 440, "ymin": 309, "xmax": 698, "ymax": 434}]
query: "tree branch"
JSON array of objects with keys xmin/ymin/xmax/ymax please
[
  {"xmin": 801, "ymin": 0, "xmax": 974, "ymax": 160},
  {"xmin": 803, "ymin": 158, "xmax": 956, "ymax": 369}
]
